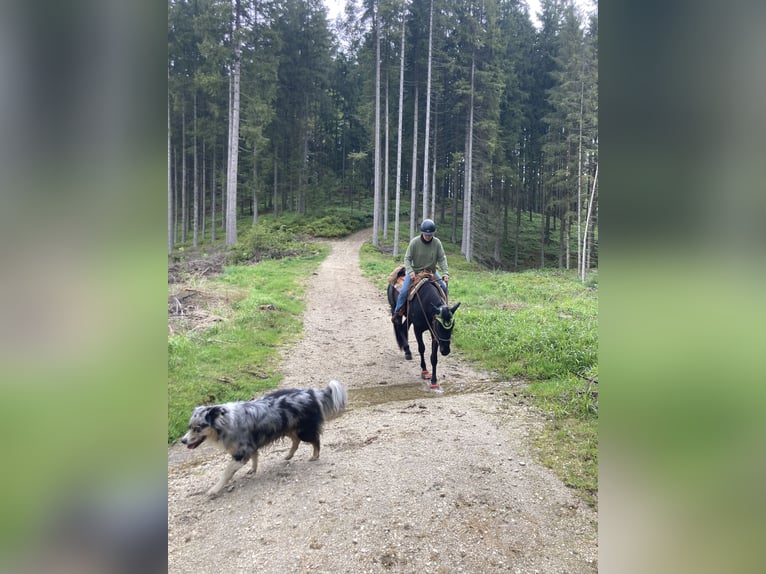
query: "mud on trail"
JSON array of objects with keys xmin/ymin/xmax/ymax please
[{"xmin": 168, "ymin": 229, "xmax": 597, "ymax": 573}]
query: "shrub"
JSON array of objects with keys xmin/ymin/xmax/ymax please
[{"xmin": 229, "ymin": 223, "xmax": 314, "ymax": 264}]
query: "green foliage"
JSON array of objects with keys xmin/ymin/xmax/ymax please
[
  {"xmin": 303, "ymin": 208, "xmax": 372, "ymax": 238},
  {"xmin": 169, "ymin": 1, "xmax": 597, "ymax": 274},
  {"xmin": 454, "ymin": 271, "xmax": 598, "ymax": 381},
  {"xmin": 534, "ymin": 416, "xmax": 598, "ymax": 507},
  {"xmin": 228, "ymin": 220, "xmax": 316, "ymax": 264},
  {"xmin": 167, "ymin": 251, "xmax": 326, "ymax": 443}
]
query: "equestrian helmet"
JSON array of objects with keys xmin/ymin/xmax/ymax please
[{"xmin": 420, "ymin": 219, "xmax": 436, "ymax": 234}]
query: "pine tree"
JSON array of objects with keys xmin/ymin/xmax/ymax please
[
  {"xmin": 372, "ymin": 0, "xmax": 382, "ymax": 245},
  {"xmin": 420, "ymin": 0, "xmax": 434, "ymax": 220},
  {"xmin": 225, "ymin": 0, "xmax": 242, "ymax": 246},
  {"xmin": 393, "ymin": 1, "xmax": 407, "ymax": 256}
]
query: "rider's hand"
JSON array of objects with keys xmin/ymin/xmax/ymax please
[{"xmin": 410, "ymin": 272, "xmax": 417, "ymax": 280}]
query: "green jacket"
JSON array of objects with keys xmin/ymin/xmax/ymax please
[{"xmin": 404, "ymin": 235, "xmax": 449, "ymax": 276}]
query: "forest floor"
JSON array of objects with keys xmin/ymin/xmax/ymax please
[{"xmin": 167, "ymin": 229, "xmax": 597, "ymax": 573}]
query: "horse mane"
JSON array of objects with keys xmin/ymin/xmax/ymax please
[{"xmin": 410, "ymin": 273, "xmax": 446, "ymax": 303}]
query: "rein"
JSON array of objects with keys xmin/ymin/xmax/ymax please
[{"xmin": 414, "ymin": 284, "xmax": 453, "ymax": 343}]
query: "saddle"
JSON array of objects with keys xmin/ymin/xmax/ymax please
[{"xmin": 388, "ymin": 266, "xmax": 447, "ymax": 303}]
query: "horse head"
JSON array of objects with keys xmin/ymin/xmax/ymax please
[{"xmin": 432, "ymin": 302, "xmax": 461, "ymax": 356}]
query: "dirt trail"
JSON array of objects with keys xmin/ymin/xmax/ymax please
[{"xmin": 168, "ymin": 229, "xmax": 597, "ymax": 573}]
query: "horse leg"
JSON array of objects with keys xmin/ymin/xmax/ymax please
[
  {"xmin": 415, "ymin": 328, "xmax": 430, "ymax": 380},
  {"xmin": 393, "ymin": 319, "xmax": 412, "ymax": 359},
  {"xmin": 403, "ymin": 303, "xmax": 413, "ymax": 360},
  {"xmin": 401, "ymin": 321, "xmax": 412, "ymax": 360},
  {"xmin": 430, "ymin": 337, "xmax": 439, "ymax": 387}
]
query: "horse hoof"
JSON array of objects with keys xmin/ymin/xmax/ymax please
[
  {"xmin": 405, "ymin": 352, "xmax": 412, "ymax": 360},
  {"xmin": 421, "ymin": 370, "xmax": 431, "ymax": 380},
  {"xmin": 429, "ymin": 384, "xmax": 444, "ymax": 394}
]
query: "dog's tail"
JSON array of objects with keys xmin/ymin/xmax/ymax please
[{"xmin": 319, "ymin": 380, "xmax": 348, "ymax": 421}]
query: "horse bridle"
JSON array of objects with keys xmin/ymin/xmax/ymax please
[{"xmin": 414, "ymin": 284, "xmax": 453, "ymax": 344}]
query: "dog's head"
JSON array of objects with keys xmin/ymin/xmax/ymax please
[{"xmin": 180, "ymin": 405, "xmax": 226, "ymax": 449}]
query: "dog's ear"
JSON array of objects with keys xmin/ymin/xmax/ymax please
[{"xmin": 205, "ymin": 406, "xmax": 227, "ymax": 427}]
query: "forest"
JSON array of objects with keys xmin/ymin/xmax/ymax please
[{"xmin": 168, "ymin": 0, "xmax": 598, "ymax": 276}]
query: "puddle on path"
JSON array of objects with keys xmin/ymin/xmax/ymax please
[
  {"xmin": 169, "ymin": 379, "xmax": 526, "ymax": 466},
  {"xmin": 348, "ymin": 383, "xmax": 438, "ymax": 408},
  {"xmin": 347, "ymin": 379, "xmax": 525, "ymax": 410}
]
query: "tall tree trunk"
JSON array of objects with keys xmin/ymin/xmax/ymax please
[
  {"xmin": 225, "ymin": 0, "xmax": 242, "ymax": 246},
  {"xmin": 409, "ymin": 82, "xmax": 419, "ymax": 239},
  {"xmin": 181, "ymin": 107, "xmax": 187, "ymax": 244},
  {"xmin": 393, "ymin": 4, "xmax": 406, "ymax": 257},
  {"xmin": 421, "ymin": 0, "xmax": 434, "ymax": 221},
  {"xmin": 439, "ymin": 170, "xmax": 446, "ymax": 222},
  {"xmin": 201, "ymin": 140, "xmax": 206, "ymax": 241},
  {"xmin": 193, "ymin": 93, "xmax": 199, "ymax": 248},
  {"xmin": 514, "ymin": 191, "xmax": 521, "ymax": 271},
  {"xmin": 225, "ymin": 76, "xmax": 231, "ymax": 233},
  {"xmin": 167, "ymin": 90, "xmax": 173, "ymax": 254},
  {"xmin": 299, "ymin": 92, "xmax": 309, "ymax": 216},
  {"xmin": 577, "ymin": 74, "xmax": 584, "ymax": 274},
  {"xmin": 581, "ymin": 161, "xmax": 598, "ymax": 281},
  {"xmin": 273, "ymin": 154, "xmax": 278, "ymax": 220},
  {"xmin": 566, "ymin": 213, "xmax": 571, "ymax": 270},
  {"xmin": 372, "ymin": 2, "xmax": 382, "ymax": 246},
  {"xmin": 252, "ymin": 142, "xmax": 258, "ymax": 224},
  {"xmin": 174, "ymin": 148, "xmax": 179, "ymax": 244},
  {"xmin": 540, "ymin": 193, "xmax": 546, "ymax": 269},
  {"xmin": 430, "ymin": 94, "xmax": 438, "ymax": 220},
  {"xmin": 451, "ymin": 159, "xmax": 459, "ymax": 243},
  {"xmin": 300, "ymin": 128, "xmax": 308, "ymax": 214},
  {"xmin": 461, "ymin": 57, "xmax": 475, "ymax": 262},
  {"xmin": 211, "ymin": 148, "xmax": 216, "ymax": 243},
  {"xmin": 493, "ymin": 176, "xmax": 502, "ymax": 263},
  {"xmin": 558, "ymin": 205, "xmax": 565, "ymax": 268},
  {"xmin": 383, "ymin": 75, "xmax": 390, "ymax": 240}
]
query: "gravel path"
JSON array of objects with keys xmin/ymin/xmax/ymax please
[{"xmin": 168, "ymin": 229, "xmax": 597, "ymax": 573}]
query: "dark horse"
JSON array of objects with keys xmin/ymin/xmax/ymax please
[{"xmin": 388, "ymin": 273, "xmax": 460, "ymax": 391}]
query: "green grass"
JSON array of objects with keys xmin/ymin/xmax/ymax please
[
  {"xmin": 167, "ymin": 248, "xmax": 327, "ymax": 442},
  {"xmin": 534, "ymin": 416, "xmax": 598, "ymax": 507},
  {"xmin": 360, "ymin": 235, "xmax": 598, "ymax": 507}
]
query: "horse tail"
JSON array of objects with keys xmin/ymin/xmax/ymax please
[
  {"xmin": 387, "ymin": 284, "xmax": 410, "ymax": 350},
  {"xmin": 387, "ymin": 283, "xmax": 398, "ymax": 311},
  {"xmin": 393, "ymin": 320, "xmax": 409, "ymax": 350}
]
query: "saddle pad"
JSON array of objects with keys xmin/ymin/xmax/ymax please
[{"xmin": 408, "ymin": 277, "xmax": 446, "ymax": 302}]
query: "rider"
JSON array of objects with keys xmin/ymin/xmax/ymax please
[{"xmin": 392, "ymin": 218, "xmax": 450, "ymax": 321}]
